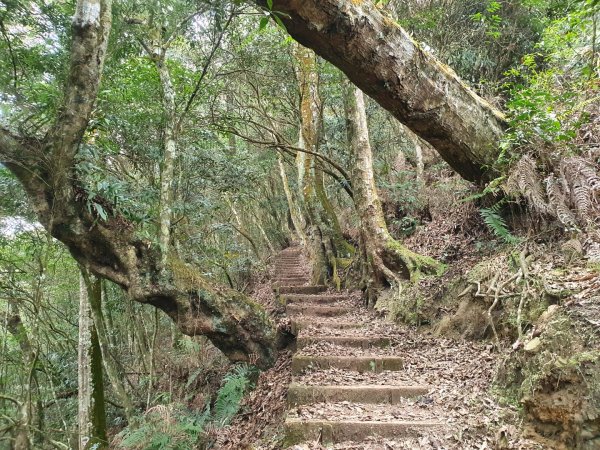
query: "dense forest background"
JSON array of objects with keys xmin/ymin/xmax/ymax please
[{"xmin": 0, "ymin": 0, "xmax": 598, "ymax": 448}]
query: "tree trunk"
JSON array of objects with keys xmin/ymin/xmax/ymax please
[
  {"xmin": 88, "ymin": 277, "xmax": 135, "ymax": 423},
  {"xmin": 257, "ymin": 0, "xmax": 506, "ymax": 183},
  {"xmin": 278, "ymin": 154, "xmax": 306, "ymax": 244},
  {"xmin": 293, "ymin": 45, "xmax": 329, "ymax": 283},
  {"xmin": 251, "ymin": 211, "xmax": 275, "ymax": 253},
  {"xmin": 344, "ymin": 83, "xmax": 444, "ymax": 302},
  {"xmin": 5, "ymin": 303, "xmax": 34, "ymax": 450},
  {"xmin": 151, "ymin": 47, "xmax": 178, "ymax": 267},
  {"xmin": 227, "ymin": 195, "xmax": 261, "ymax": 258},
  {"xmin": 78, "ymin": 272, "xmax": 107, "ymax": 450}
]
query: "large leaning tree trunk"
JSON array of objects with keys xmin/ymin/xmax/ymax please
[
  {"xmin": 256, "ymin": 0, "xmax": 506, "ymax": 183},
  {"xmin": 345, "ymin": 83, "xmax": 444, "ymax": 303},
  {"xmin": 0, "ymin": 0, "xmax": 278, "ymax": 369}
]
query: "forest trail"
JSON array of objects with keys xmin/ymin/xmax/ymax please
[
  {"xmin": 275, "ymin": 247, "xmax": 446, "ymax": 448},
  {"xmin": 268, "ymin": 246, "xmax": 534, "ymax": 450}
]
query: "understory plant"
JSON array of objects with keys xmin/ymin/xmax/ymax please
[{"xmin": 116, "ymin": 364, "xmax": 257, "ymax": 449}]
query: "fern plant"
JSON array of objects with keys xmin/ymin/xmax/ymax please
[
  {"xmin": 480, "ymin": 204, "xmax": 520, "ymax": 244},
  {"xmin": 212, "ymin": 364, "xmax": 256, "ymax": 426},
  {"xmin": 118, "ymin": 404, "xmax": 210, "ymax": 450}
]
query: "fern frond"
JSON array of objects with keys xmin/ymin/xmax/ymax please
[
  {"xmin": 583, "ymin": 230, "xmax": 600, "ymax": 262},
  {"xmin": 212, "ymin": 364, "xmax": 253, "ymax": 426},
  {"xmin": 560, "ymin": 157, "xmax": 600, "ymax": 225},
  {"xmin": 545, "ymin": 174, "xmax": 579, "ymax": 230},
  {"xmin": 480, "ymin": 206, "xmax": 520, "ymax": 244},
  {"xmin": 505, "ymin": 155, "xmax": 551, "ymax": 215}
]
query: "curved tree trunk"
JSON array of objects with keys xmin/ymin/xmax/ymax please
[
  {"xmin": 0, "ymin": 0, "xmax": 278, "ymax": 370},
  {"xmin": 257, "ymin": 0, "xmax": 506, "ymax": 183},
  {"xmin": 344, "ymin": 83, "xmax": 444, "ymax": 302}
]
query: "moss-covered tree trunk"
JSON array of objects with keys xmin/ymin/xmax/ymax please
[
  {"xmin": 344, "ymin": 83, "xmax": 443, "ymax": 303},
  {"xmin": 78, "ymin": 272, "xmax": 107, "ymax": 449},
  {"xmin": 88, "ymin": 277, "xmax": 135, "ymax": 423},
  {"xmin": 294, "ymin": 44, "xmax": 354, "ymax": 285},
  {"xmin": 256, "ymin": 0, "xmax": 506, "ymax": 183},
  {"xmin": 0, "ymin": 0, "xmax": 279, "ymax": 369}
]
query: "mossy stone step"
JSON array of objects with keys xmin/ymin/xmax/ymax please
[
  {"xmin": 283, "ymin": 418, "xmax": 443, "ymax": 445},
  {"xmin": 291, "ymin": 355, "xmax": 404, "ymax": 374},
  {"xmin": 296, "ymin": 335, "xmax": 392, "ymax": 349},
  {"xmin": 287, "ymin": 383, "xmax": 431, "ymax": 406}
]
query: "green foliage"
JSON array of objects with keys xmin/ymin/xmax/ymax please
[
  {"xmin": 213, "ymin": 363, "xmax": 257, "ymax": 426},
  {"xmin": 395, "ymin": 0, "xmax": 563, "ymax": 85},
  {"xmin": 471, "ymin": 1, "xmax": 503, "ymax": 40},
  {"xmin": 117, "ymin": 363, "xmax": 256, "ymax": 449},
  {"xmin": 480, "ymin": 203, "xmax": 520, "ymax": 245},
  {"xmin": 119, "ymin": 405, "xmax": 210, "ymax": 450},
  {"xmin": 499, "ymin": 3, "xmax": 599, "ymax": 160}
]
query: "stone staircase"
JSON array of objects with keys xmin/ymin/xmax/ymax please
[{"xmin": 273, "ymin": 246, "xmax": 446, "ymax": 448}]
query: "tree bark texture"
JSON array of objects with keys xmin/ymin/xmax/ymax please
[
  {"xmin": 293, "ymin": 45, "xmax": 337, "ymax": 284},
  {"xmin": 5, "ymin": 303, "xmax": 35, "ymax": 450},
  {"xmin": 258, "ymin": 0, "xmax": 506, "ymax": 183},
  {"xmin": 156, "ymin": 59, "xmax": 178, "ymax": 266}
]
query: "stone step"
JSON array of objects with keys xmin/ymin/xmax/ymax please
[
  {"xmin": 286, "ymin": 304, "xmax": 353, "ymax": 317},
  {"xmin": 274, "ymin": 279, "xmax": 309, "ymax": 287},
  {"xmin": 283, "ymin": 294, "xmax": 346, "ymax": 305},
  {"xmin": 292, "ymin": 355, "xmax": 404, "ymax": 374},
  {"xmin": 274, "ymin": 279, "xmax": 310, "ymax": 285},
  {"xmin": 287, "ymin": 383, "xmax": 431, "ymax": 406},
  {"xmin": 296, "ymin": 335, "xmax": 392, "ymax": 349},
  {"xmin": 284, "ymin": 418, "xmax": 443, "ymax": 445},
  {"xmin": 291, "ymin": 320, "xmax": 362, "ymax": 334},
  {"xmin": 277, "ymin": 285, "xmax": 327, "ymax": 295},
  {"xmin": 274, "ymin": 275, "xmax": 310, "ymax": 280}
]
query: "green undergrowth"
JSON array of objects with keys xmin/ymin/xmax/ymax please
[{"xmin": 116, "ymin": 363, "xmax": 258, "ymax": 449}]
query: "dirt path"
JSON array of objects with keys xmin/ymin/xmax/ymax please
[{"xmin": 273, "ymin": 247, "xmax": 544, "ymax": 450}]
